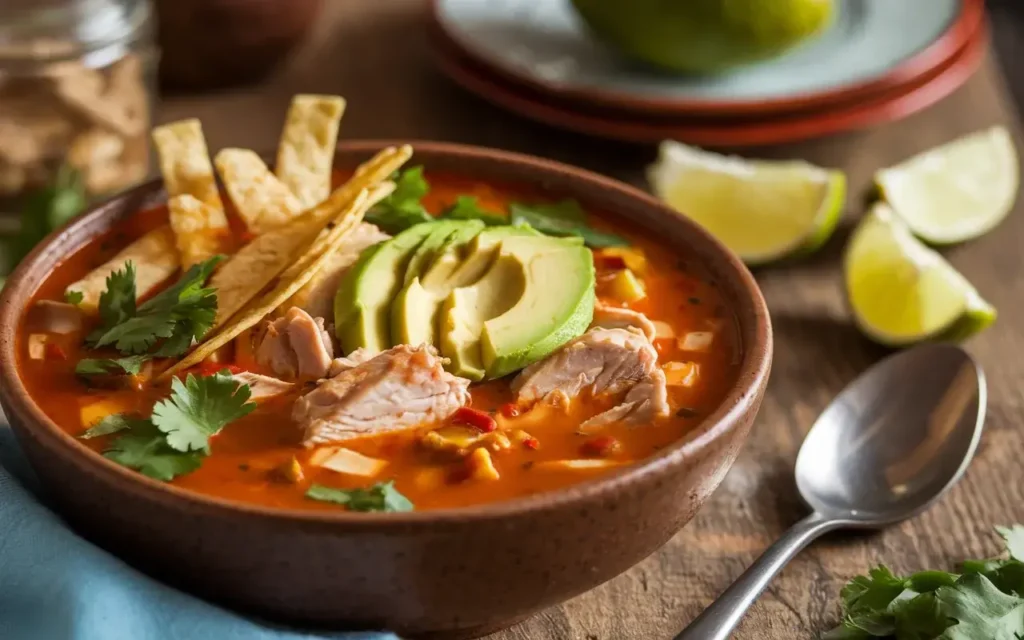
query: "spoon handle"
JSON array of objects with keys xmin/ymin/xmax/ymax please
[{"xmin": 674, "ymin": 513, "xmax": 841, "ymax": 640}]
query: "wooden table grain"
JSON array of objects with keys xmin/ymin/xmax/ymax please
[{"xmin": 160, "ymin": 2, "xmax": 1024, "ymax": 638}]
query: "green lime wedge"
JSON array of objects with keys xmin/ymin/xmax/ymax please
[
  {"xmin": 845, "ymin": 202, "xmax": 995, "ymax": 346},
  {"xmin": 876, "ymin": 126, "xmax": 1019, "ymax": 245},
  {"xmin": 647, "ymin": 141, "xmax": 846, "ymax": 265}
]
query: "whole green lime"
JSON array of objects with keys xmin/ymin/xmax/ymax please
[{"xmin": 571, "ymin": 0, "xmax": 836, "ymax": 74}]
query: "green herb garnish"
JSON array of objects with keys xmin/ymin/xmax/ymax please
[
  {"xmin": 152, "ymin": 371, "xmax": 256, "ymax": 452},
  {"xmin": 440, "ymin": 196, "xmax": 506, "ymax": 226},
  {"xmin": 75, "ymin": 355, "xmax": 150, "ymax": 377},
  {"xmin": 305, "ymin": 481, "xmax": 414, "ymax": 512},
  {"xmin": 87, "ymin": 255, "xmax": 222, "ymax": 356},
  {"xmin": 827, "ymin": 525, "xmax": 1024, "ymax": 639},
  {"xmin": 100, "ymin": 371, "xmax": 255, "ymax": 481},
  {"xmin": 509, "ymin": 200, "xmax": 628, "ymax": 248},
  {"xmin": 64, "ymin": 290, "xmax": 84, "ymax": 305},
  {"xmin": 80, "ymin": 414, "xmax": 144, "ymax": 440},
  {"xmin": 364, "ymin": 167, "xmax": 432, "ymax": 233}
]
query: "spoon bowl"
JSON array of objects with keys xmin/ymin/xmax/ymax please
[
  {"xmin": 796, "ymin": 344, "xmax": 986, "ymax": 525},
  {"xmin": 678, "ymin": 344, "xmax": 986, "ymax": 640}
]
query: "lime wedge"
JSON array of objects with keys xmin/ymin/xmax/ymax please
[
  {"xmin": 845, "ymin": 202, "xmax": 995, "ymax": 346},
  {"xmin": 647, "ymin": 141, "xmax": 845, "ymax": 265},
  {"xmin": 875, "ymin": 126, "xmax": 1019, "ymax": 244}
]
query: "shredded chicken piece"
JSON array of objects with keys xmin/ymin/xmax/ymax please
[{"xmin": 255, "ymin": 307, "xmax": 334, "ymax": 379}]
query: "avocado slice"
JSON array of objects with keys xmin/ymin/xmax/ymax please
[
  {"xmin": 480, "ymin": 236, "xmax": 595, "ymax": 379},
  {"xmin": 333, "ymin": 222, "xmax": 437, "ymax": 354},
  {"xmin": 390, "ymin": 220, "xmax": 487, "ymax": 347},
  {"xmin": 440, "ymin": 253, "xmax": 526, "ymax": 380},
  {"xmin": 401, "ymin": 221, "xmax": 465, "ymax": 286}
]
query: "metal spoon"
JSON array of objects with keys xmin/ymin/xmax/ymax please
[{"xmin": 676, "ymin": 344, "xmax": 986, "ymax": 640}]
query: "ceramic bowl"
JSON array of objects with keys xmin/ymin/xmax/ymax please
[{"xmin": 0, "ymin": 142, "xmax": 772, "ymax": 639}]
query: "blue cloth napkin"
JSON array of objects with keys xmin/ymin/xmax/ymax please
[{"xmin": 0, "ymin": 428, "xmax": 400, "ymax": 640}]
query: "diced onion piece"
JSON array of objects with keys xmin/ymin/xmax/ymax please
[
  {"xmin": 653, "ymin": 321, "xmax": 675, "ymax": 341},
  {"xmin": 315, "ymin": 448, "xmax": 388, "ymax": 477},
  {"xmin": 466, "ymin": 447, "xmax": 500, "ymax": 481},
  {"xmin": 679, "ymin": 331, "xmax": 714, "ymax": 352},
  {"xmin": 79, "ymin": 397, "xmax": 132, "ymax": 428},
  {"xmin": 539, "ymin": 459, "xmax": 622, "ymax": 470},
  {"xmin": 425, "ymin": 425, "xmax": 482, "ymax": 451},
  {"xmin": 599, "ymin": 247, "xmax": 647, "ymax": 274},
  {"xmin": 663, "ymin": 361, "xmax": 700, "ymax": 387},
  {"xmin": 608, "ymin": 269, "xmax": 646, "ymax": 303},
  {"xmin": 308, "ymin": 446, "xmax": 336, "ymax": 466},
  {"xmin": 27, "ymin": 334, "xmax": 47, "ymax": 360}
]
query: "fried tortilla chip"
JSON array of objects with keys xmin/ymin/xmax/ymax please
[
  {"xmin": 207, "ymin": 145, "xmax": 413, "ymax": 332},
  {"xmin": 66, "ymin": 226, "xmax": 179, "ymax": 313},
  {"xmin": 275, "ymin": 95, "xmax": 346, "ymax": 209},
  {"xmin": 215, "ymin": 148, "xmax": 303, "ymax": 234},
  {"xmin": 284, "ymin": 222, "xmax": 390, "ymax": 319},
  {"xmin": 161, "ymin": 184, "xmax": 395, "ymax": 379},
  {"xmin": 152, "ymin": 119, "xmax": 222, "ymax": 209},
  {"xmin": 168, "ymin": 194, "xmax": 230, "ymax": 268}
]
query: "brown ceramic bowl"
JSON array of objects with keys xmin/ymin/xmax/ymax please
[{"xmin": 0, "ymin": 142, "xmax": 771, "ymax": 639}]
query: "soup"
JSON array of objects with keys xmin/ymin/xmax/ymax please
[{"xmin": 17, "ymin": 96, "xmax": 741, "ymax": 513}]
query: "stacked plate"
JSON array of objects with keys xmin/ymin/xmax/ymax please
[{"xmin": 428, "ymin": 0, "xmax": 988, "ymax": 146}]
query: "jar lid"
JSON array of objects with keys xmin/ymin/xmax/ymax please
[{"xmin": 0, "ymin": 0, "xmax": 151, "ymax": 70}]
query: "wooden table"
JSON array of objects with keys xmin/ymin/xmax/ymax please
[{"xmin": 161, "ymin": 2, "xmax": 1024, "ymax": 638}]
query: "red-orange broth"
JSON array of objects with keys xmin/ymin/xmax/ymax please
[{"xmin": 18, "ymin": 171, "xmax": 742, "ymax": 511}]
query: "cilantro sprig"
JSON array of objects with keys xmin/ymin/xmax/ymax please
[
  {"xmin": 362, "ymin": 167, "xmax": 628, "ymax": 248},
  {"xmin": 827, "ymin": 525, "xmax": 1024, "ymax": 639},
  {"xmin": 75, "ymin": 355, "xmax": 149, "ymax": 377},
  {"xmin": 88, "ymin": 371, "xmax": 256, "ymax": 481},
  {"xmin": 306, "ymin": 481, "xmax": 414, "ymax": 513},
  {"xmin": 87, "ymin": 255, "xmax": 222, "ymax": 356}
]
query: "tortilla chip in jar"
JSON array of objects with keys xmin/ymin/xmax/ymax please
[
  {"xmin": 167, "ymin": 194, "xmax": 230, "ymax": 268},
  {"xmin": 214, "ymin": 148, "xmax": 303, "ymax": 234},
  {"xmin": 275, "ymin": 95, "xmax": 346, "ymax": 209},
  {"xmin": 66, "ymin": 225, "xmax": 180, "ymax": 313}
]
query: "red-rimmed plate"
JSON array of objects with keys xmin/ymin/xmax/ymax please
[
  {"xmin": 430, "ymin": 0, "xmax": 983, "ymax": 118},
  {"xmin": 429, "ymin": 21, "xmax": 987, "ymax": 147}
]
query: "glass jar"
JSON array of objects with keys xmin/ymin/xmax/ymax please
[{"xmin": 0, "ymin": 0, "xmax": 156, "ymax": 201}]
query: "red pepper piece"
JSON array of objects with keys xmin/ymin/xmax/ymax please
[
  {"xmin": 581, "ymin": 436, "xmax": 622, "ymax": 458},
  {"xmin": 452, "ymin": 407, "xmax": 497, "ymax": 433},
  {"xmin": 196, "ymin": 361, "xmax": 244, "ymax": 377},
  {"xmin": 499, "ymin": 402, "xmax": 520, "ymax": 418},
  {"xmin": 522, "ymin": 437, "xmax": 540, "ymax": 451},
  {"xmin": 44, "ymin": 342, "xmax": 68, "ymax": 360}
]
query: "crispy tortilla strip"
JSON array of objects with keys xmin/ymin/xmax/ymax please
[
  {"xmin": 284, "ymin": 222, "xmax": 390, "ymax": 319},
  {"xmin": 208, "ymin": 145, "xmax": 412, "ymax": 331},
  {"xmin": 161, "ymin": 184, "xmax": 394, "ymax": 379},
  {"xmin": 275, "ymin": 95, "xmax": 346, "ymax": 209},
  {"xmin": 215, "ymin": 148, "xmax": 303, "ymax": 234},
  {"xmin": 168, "ymin": 194, "xmax": 230, "ymax": 268},
  {"xmin": 152, "ymin": 119, "xmax": 222, "ymax": 209},
  {"xmin": 66, "ymin": 226, "xmax": 179, "ymax": 313}
]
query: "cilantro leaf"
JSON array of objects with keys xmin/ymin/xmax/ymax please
[
  {"xmin": 75, "ymin": 355, "xmax": 149, "ymax": 377},
  {"xmin": 305, "ymin": 481, "xmax": 414, "ymax": 512},
  {"xmin": 891, "ymin": 592, "xmax": 956, "ymax": 639},
  {"xmin": 440, "ymin": 196, "xmax": 506, "ymax": 226},
  {"xmin": 934, "ymin": 573, "xmax": 1024, "ymax": 639},
  {"xmin": 364, "ymin": 167, "xmax": 433, "ymax": 233},
  {"xmin": 88, "ymin": 255, "xmax": 222, "ymax": 355},
  {"xmin": 509, "ymin": 200, "xmax": 628, "ymax": 248},
  {"xmin": 103, "ymin": 420, "xmax": 204, "ymax": 481},
  {"xmin": 80, "ymin": 414, "xmax": 146, "ymax": 439},
  {"xmin": 151, "ymin": 371, "xmax": 255, "ymax": 453},
  {"xmin": 64, "ymin": 290, "xmax": 84, "ymax": 305}
]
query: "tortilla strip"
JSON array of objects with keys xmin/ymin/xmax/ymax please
[
  {"xmin": 215, "ymin": 148, "xmax": 303, "ymax": 234},
  {"xmin": 275, "ymin": 95, "xmax": 346, "ymax": 209},
  {"xmin": 161, "ymin": 184, "xmax": 393, "ymax": 379},
  {"xmin": 152, "ymin": 119, "xmax": 222, "ymax": 210},
  {"xmin": 66, "ymin": 226, "xmax": 179, "ymax": 313},
  {"xmin": 167, "ymin": 194, "xmax": 230, "ymax": 268},
  {"xmin": 284, "ymin": 222, "xmax": 390, "ymax": 319},
  {"xmin": 207, "ymin": 145, "xmax": 413, "ymax": 331}
]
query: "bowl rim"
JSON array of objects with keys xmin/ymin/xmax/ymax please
[{"xmin": 0, "ymin": 140, "xmax": 772, "ymax": 529}]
